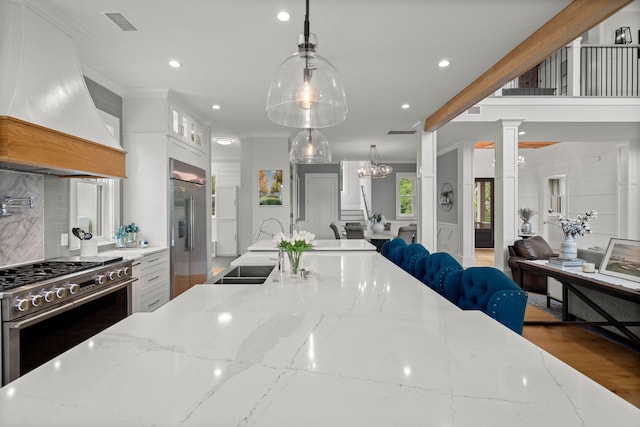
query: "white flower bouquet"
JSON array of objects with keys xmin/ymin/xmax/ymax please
[
  {"xmin": 274, "ymin": 230, "xmax": 315, "ymax": 275},
  {"xmin": 547, "ymin": 210, "xmax": 597, "ymax": 238}
]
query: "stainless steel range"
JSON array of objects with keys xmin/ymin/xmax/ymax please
[{"xmin": 1, "ymin": 257, "xmax": 135, "ymax": 384}]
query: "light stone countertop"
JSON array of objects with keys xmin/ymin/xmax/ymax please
[
  {"xmin": 97, "ymin": 246, "xmax": 168, "ymax": 261},
  {"xmin": 247, "ymin": 238, "xmax": 376, "ymax": 252},
  {"xmin": 1, "ymin": 252, "xmax": 638, "ymax": 426}
]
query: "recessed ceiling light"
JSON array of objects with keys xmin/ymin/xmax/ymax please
[
  {"xmin": 216, "ymin": 138, "xmax": 232, "ymax": 145},
  {"xmin": 277, "ymin": 11, "xmax": 290, "ymax": 22},
  {"xmin": 212, "ymin": 104, "xmax": 221, "ymax": 110},
  {"xmin": 438, "ymin": 59, "xmax": 450, "ymax": 68},
  {"xmin": 401, "ymin": 103, "xmax": 410, "ymax": 109},
  {"xmin": 168, "ymin": 60, "xmax": 181, "ymax": 68},
  {"xmin": 519, "ymin": 131, "xmax": 526, "ymax": 135}
]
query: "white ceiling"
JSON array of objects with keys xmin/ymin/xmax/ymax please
[{"xmin": 40, "ymin": 0, "xmax": 577, "ymax": 162}]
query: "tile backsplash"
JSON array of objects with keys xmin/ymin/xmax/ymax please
[{"xmin": 0, "ymin": 170, "xmax": 45, "ymax": 266}]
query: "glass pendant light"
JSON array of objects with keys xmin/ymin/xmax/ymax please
[
  {"xmin": 290, "ymin": 129, "xmax": 331, "ymax": 163},
  {"xmin": 357, "ymin": 145, "xmax": 393, "ymax": 179},
  {"xmin": 266, "ymin": 0, "xmax": 347, "ymax": 129}
]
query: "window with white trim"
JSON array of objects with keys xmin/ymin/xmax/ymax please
[{"xmin": 396, "ymin": 173, "xmax": 417, "ymax": 218}]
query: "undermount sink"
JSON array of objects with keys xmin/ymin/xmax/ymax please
[{"xmin": 211, "ymin": 264, "xmax": 275, "ymax": 285}]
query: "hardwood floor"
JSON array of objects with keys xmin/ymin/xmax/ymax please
[
  {"xmin": 474, "ymin": 248, "xmax": 640, "ymax": 409},
  {"xmin": 523, "ymin": 306, "xmax": 640, "ymax": 408}
]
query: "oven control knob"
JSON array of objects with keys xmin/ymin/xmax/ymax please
[
  {"xmin": 54, "ymin": 287, "xmax": 67, "ymax": 299},
  {"xmin": 107, "ymin": 271, "xmax": 116, "ymax": 280},
  {"xmin": 67, "ymin": 283, "xmax": 80, "ymax": 294},
  {"xmin": 116, "ymin": 268, "xmax": 123, "ymax": 278},
  {"xmin": 95, "ymin": 275, "xmax": 106, "ymax": 285},
  {"xmin": 30, "ymin": 294, "xmax": 43, "ymax": 307},
  {"xmin": 122, "ymin": 267, "xmax": 130, "ymax": 275},
  {"xmin": 42, "ymin": 290, "xmax": 55, "ymax": 303},
  {"xmin": 15, "ymin": 298, "xmax": 30, "ymax": 312}
]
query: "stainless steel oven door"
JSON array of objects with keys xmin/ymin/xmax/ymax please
[{"xmin": 2, "ymin": 278, "xmax": 134, "ymax": 385}]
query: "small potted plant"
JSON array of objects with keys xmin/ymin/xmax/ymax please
[
  {"xmin": 369, "ymin": 213, "xmax": 385, "ymax": 234},
  {"xmin": 518, "ymin": 208, "xmax": 536, "ymax": 235}
]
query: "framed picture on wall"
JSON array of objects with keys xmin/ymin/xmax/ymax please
[
  {"xmin": 599, "ymin": 238, "xmax": 640, "ymax": 283},
  {"xmin": 258, "ymin": 169, "xmax": 283, "ymax": 206}
]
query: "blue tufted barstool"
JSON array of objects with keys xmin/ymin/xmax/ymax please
[
  {"xmin": 382, "ymin": 237, "xmax": 407, "ymax": 264},
  {"xmin": 442, "ymin": 267, "xmax": 528, "ymax": 334},
  {"xmin": 400, "ymin": 244, "xmax": 430, "ymax": 274},
  {"xmin": 417, "ymin": 252, "xmax": 463, "ymax": 294}
]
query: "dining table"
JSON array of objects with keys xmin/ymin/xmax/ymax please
[{"xmin": 1, "ymin": 251, "xmax": 638, "ymax": 426}]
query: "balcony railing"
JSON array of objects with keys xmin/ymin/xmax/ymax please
[
  {"xmin": 581, "ymin": 45, "xmax": 639, "ymax": 96},
  {"xmin": 499, "ymin": 43, "xmax": 639, "ymax": 97}
]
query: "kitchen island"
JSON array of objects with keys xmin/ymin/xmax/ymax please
[
  {"xmin": 1, "ymin": 252, "xmax": 638, "ymax": 426},
  {"xmin": 247, "ymin": 238, "xmax": 376, "ymax": 251}
]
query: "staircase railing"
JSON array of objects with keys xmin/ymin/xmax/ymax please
[{"xmin": 361, "ymin": 185, "xmax": 371, "ymax": 221}]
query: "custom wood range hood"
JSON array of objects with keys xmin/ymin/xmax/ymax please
[{"xmin": 0, "ymin": 0, "xmax": 126, "ymax": 179}]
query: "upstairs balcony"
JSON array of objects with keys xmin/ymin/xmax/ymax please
[{"xmin": 496, "ymin": 38, "xmax": 639, "ymax": 98}]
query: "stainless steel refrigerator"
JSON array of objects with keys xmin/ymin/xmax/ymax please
[{"xmin": 170, "ymin": 158, "xmax": 207, "ymax": 298}]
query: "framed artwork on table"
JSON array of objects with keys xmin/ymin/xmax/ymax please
[
  {"xmin": 599, "ymin": 238, "xmax": 640, "ymax": 283},
  {"xmin": 258, "ymin": 169, "xmax": 283, "ymax": 206}
]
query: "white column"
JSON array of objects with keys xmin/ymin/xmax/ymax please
[
  {"xmin": 567, "ymin": 37, "xmax": 582, "ymax": 96},
  {"xmin": 459, "ymin": 142, "xmax": 476, "ymax": 266},
  {"xmin": 418, "ymin": 130, "xmax": 437, "ymax": 251},
  {"xmin": 494, "ymin": 119, "xmax": 522, "ymax": 273},
  {"xmin": 617, "ymin": 140, "xmax": 640, "ymax": 240}
]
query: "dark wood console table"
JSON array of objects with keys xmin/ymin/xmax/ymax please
[{"xmin": 517, "ymin": 259, "xmax": 640, "ymax": 348}]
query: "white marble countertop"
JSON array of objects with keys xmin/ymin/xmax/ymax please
[
  {"xmin": 248, "ymin": 238, "xmax": 376, "ymax": 252},
  {"xmin": 1, "ymin": 252, "xmax": 638, "ymax": 426},
  {"xmin": 97, "ymin": 246, "xmax": 168, "ymax": 261}
]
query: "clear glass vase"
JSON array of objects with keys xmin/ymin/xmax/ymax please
[{"xmin": 287, "ymin": 250, "xmax": 303, "ymax": 277}]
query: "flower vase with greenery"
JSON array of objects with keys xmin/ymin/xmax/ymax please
[
  {"xmin": 274, "ymin": 230, "xmax": 315, "ymax": 276},
  {"xmin": 518, "ymin": 208, "xmax": 536, "ymax": 235},
  {"xmin": 546, "ymin": 210, "xmax": 597, "ymax": 259},
  {"xmin": 369, "ymin": 213, "xmax": 385, "ymax": 234}
]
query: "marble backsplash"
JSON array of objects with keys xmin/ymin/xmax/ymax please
[{"xmin": 0, "ymin": 170, "xmax": 44, "ymax": 266}]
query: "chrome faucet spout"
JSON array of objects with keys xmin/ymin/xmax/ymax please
[{"xmin": 254, "ymin": 217, "xmax": 286, "ymax": 241}]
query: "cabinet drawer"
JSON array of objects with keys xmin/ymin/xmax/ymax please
[
  {"xmin": 135, "ymin": 251, "xmax": 169, "ymax": 271},
  {"xmin": 136, "ymin": 285, "xmax": 169, "ymax": 312},
  {"xmin": 136, "ymin": 265, "xmax": 169, "ymax": 295}
]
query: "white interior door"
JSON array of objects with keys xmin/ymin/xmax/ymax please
[{"xmin": 305, "ymin": 173, "xmax": 338, "ymax": 239}]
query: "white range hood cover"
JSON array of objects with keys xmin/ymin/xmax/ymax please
[{"xmin": 0, "ymin": 0, "xmax": 123, "ymax": 152}]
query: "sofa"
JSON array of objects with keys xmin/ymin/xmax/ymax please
[{"xmin": 507, "ymin": 236, "xmax": 556, "ymax": 294}]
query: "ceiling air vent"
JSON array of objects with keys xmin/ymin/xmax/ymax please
[
  {"xmin": 387, "ymin": 130, "xmax": 417, "ymax": 135},
  {"xmin": 103, "ymin": 12, "xmax": 139, "ymax": 31},
  {"xmin": 467, "ymin": 106, "xmax": 482, "ymax": 115}
]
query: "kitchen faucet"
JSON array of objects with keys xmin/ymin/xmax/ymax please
[
  {"xmin": 1, "ymin": 196, "xmax": 35, "ymax": 217},
  {"xmin": 254, "ymin": 217, "xmax": 285, "ymax": 241}
]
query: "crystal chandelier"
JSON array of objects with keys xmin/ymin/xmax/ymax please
[
  {"xmin": 357, "ymin": 145, "xmax": 393, "ymax": 179},
  {"xmin": 266, "ymin": 0, "xmax": 347, "ymax": 129}
]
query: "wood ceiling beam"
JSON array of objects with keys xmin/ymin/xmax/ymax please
[{"xmin": 424, "ymin": 0, "xmax": 634, "ymax": 132}]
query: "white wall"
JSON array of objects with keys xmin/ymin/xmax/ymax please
[
  {"xmin": 523, "ymin": 140, "xmax": 625, "ymax": 250},
  {"xmin": 340, "ymin": 161, "xmax": 362, "ymax": 210},
  {"xmin": 238, "ymin": 135, "xmax": 290, "ymax": 254}
]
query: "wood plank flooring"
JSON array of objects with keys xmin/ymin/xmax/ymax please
[{"xmin": 475, "ymin": 248, "xmax": 640, "ymax": 408}]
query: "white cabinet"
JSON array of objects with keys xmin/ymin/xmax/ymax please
[
  {"xmin": 215, "ymin": 186, "xmax": 238, "ymax": 256},
  {"xmin": 168, "ymin": 103, "xmax": 205, "ymax": 168},
  {"xmin": 132, "ymin": 250, "xmax": 170, "ymax": 313}
]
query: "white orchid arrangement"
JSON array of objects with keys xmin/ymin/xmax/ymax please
[
  {"xmin": 273, "ymin": 230, "xmax": 315, "ymax": 253},
  {"xmin": 547, "ymin": 210, "xmax": 597, "ymax": 238}
]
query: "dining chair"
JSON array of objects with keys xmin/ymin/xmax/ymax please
[
  {"xmin": 329, "ymin": 223, "xmax": 341, "ymax": 239},
  {"xmin": 399, "ymin": 243, "xmax": 429, "ymax": 274},
  {"xmin": 344, "ymin": 224, "xmax": 365, "ymax": 239}
]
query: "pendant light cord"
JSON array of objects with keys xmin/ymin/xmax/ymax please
[{"xmin": 304, "ymin": 0, "xmax": 310, "ymax": 46}]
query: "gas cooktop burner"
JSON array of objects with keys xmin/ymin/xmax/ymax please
[{"xmin": 0, "ymin": 261, "xmax": 102, "ymax": 289}]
